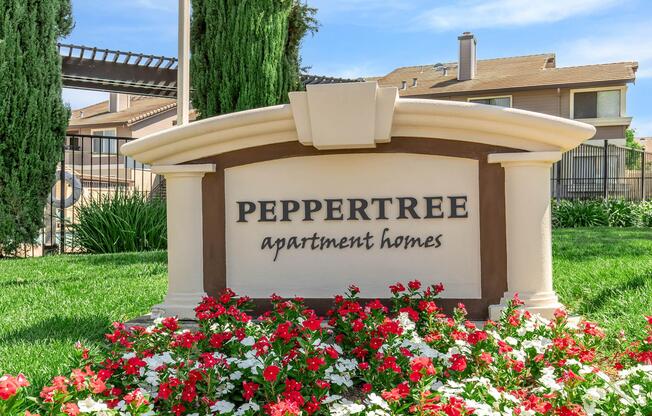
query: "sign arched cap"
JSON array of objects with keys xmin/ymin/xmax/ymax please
[{"xmin": 121, "ymin": 81, "xmax": 595, "ymax": 165}]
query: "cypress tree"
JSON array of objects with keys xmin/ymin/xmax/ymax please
[
  {"xmin": 191, "ymin": 0, "xmax": 317, "ymax": 118},
  {"xmin": 0, "ymin": 0, "xmax": 72, "ymax": 253}
]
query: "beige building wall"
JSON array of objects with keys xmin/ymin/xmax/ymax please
[{"xmin": 420, "ymin": 87, "xmax": 627, "ymax": 141}]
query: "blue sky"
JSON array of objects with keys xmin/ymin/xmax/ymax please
[{"xmin": 62, "ymin": 0, "xmax": 652, "ymax": 136}]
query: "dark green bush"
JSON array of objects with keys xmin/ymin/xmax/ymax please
[
  {"xmin": 552, "ymin": 200, "xmax": 608, "ymax": 228},
  {"xmin": 605, "ymin": 199, "xmax": 638, "ymax": 227},
  {"xmin": 552, "ymin": 199, "xmax": 652, "ymax": 228},
  {"xmin": 639, "ymin": 201, "xmax": 652, "ymax": 227},
  {"xmin": 71, "ymin": 193, "xmax": 166, "ymax": 253}
]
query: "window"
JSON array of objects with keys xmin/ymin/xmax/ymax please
[
  {"xmin": 91, "ymin": 129, "xmax": 118, "ymax": 154},
  {"xmin": 468, "ymin": 96, "xmax": 511, "ymax": 107},
  {"xmin": 573, "ymin": 89, "xmax": 621, "ymax": 119}
]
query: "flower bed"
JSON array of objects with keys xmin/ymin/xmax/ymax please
[{"xmin": 1, "ymin": 282, "xmax": 651, "ymax": 415}]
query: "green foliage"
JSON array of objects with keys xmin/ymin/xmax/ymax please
[
  {"xmin": 552, "ymin": 198, "xmax": 652, "ymax": 228},
  {"xmin": 552, "ymin": 200, "xmax": 608, "ymax": 228},
  {"xmin": 190, "ymin": 0, "xmax": 318, "ymax": 118},
  {"xmin": 71, "ymin": 193, "xmax": 167, "ymax": 253},
  {"xmin": 0, "ymin": 0, "xmax": 72, "ymax": 253},
  {"xmin": 639, "ymin": 201, "xmax": 652, "ymax": 227},
  {"xmin": 605, "ymin": 199, "xmax": 638, "ymax": 227},
  {"xmin": 625, "ymin": 128, "xmax": 644, "ymax": 170}
]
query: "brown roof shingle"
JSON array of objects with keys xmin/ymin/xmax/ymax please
[
  {"xmin": 69, "ymin": 96, "xmax": 177, "ymax": 127},
  {"xmin": 378, "ymin": 53, "xmax": 637, "ymax": 97}
]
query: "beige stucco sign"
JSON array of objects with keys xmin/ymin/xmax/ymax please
[{"xmin": 121, "ymin": 82, "xmax": 595, "ymax": 320}]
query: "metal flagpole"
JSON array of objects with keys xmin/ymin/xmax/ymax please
[{"xmin": 177, "ymin": 0, "xmax": 190, "ymax": 126}]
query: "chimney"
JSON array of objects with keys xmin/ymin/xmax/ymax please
[
  {"xmin": 109, "ymin": 93, "xmax": 130, "ymax": 113},
  {"xmin": 457, "ymin": 32, "xmax": 477, "ymax": 81}
]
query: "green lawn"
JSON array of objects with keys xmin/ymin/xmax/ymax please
[
  {"xmin": 553, "ymin": 227, "xmax": 652, "ymax": 343},
  {"xmin": 0, "ymin": 251, "xmax": 167, "ymax": 389},
  {"xmin": 0, "ymin": 228, "xmax": 651, "ymax": 390}
]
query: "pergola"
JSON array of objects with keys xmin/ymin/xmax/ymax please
[{"xmin": 59, "ymin": 43, "xmax": 361, "ymax": 99}]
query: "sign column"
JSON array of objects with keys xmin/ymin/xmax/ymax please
[
  {"xmin": 151, "ymin": 164, "xmax": 216, "ymax": 319},
  {"xmin": 488, "ymin": 152, "xmax": 563, "ymax": 320}
]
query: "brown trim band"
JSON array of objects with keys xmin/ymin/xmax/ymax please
[{"xmin": 191, "ymin": 138, "xmax": 519, "ymax": 319}]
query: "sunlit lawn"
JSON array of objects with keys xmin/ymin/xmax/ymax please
[{"xmin": 1, "ymin": 227, "xmax": 651, "ymax": 390}]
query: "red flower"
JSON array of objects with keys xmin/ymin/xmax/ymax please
[
  {"xmin": 449, "ymin": 354, "xmax": 467, "ymax": 372},
  {"xmin": 369, "ymin": 337, "xmax": 384, "ymax": 350},
  {"xmin": 408, "ymin": 280, "xmax": 421, "ymax": 290},
  {"xmin": 263, "ymin": 365, "xmax": 280, "ymax": 382},
  {"xmin": 161, "ymin": 316, "xmax": 179, "ymax": 331},
  {"xmin": 389, "ymin": 282, "xmax": 405, "ymax": 294},
  {"xmin": 302, "ymin": 317, "xmax": 323, "ymax": 331},
  {"xmin": 123, "ymin": 357, "xmax": 147, "ymax": 375},
  {"xmin": 361, "ymin": 383, "xmax": 372, "ymax": 393},
  {"xmin": 158, "ymin": 382, "xmax": 173, "ymax": 400},
  {"xmin": 381, "ymin": 382, "xmax": 410, "ymax": 402},
  {"xmin": 352, "ymin": 319, "xmax": 365, "ymax": 332},
  {"xmin": 243, "ymin": 381, "xmax": 260, "ymax": 400},
  {"xmin": 0, "ymin": 375, "xmax": 18, "ymax": 400},
  {"xmin": 306, "ymin": 356, "xmax": 325, "ymax": 371},
  {"xmin": 172, "ymin": 403, "xmax": 185, "ymax": 416}
]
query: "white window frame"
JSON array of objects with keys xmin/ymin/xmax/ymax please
[
  {"xmin": 467, "ymin": 95, "xmax": 512, "ymax": 108},
  {"xmin": 90, "ymin": 128, "xmax": 118, "ymax": 155},
  {"xmin": 570, "ymin": 86, "xmax": 630, "ymax": 126}
]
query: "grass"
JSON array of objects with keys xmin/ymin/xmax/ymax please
[
  {"xmin": 0, "ymin": 228, "xmax": 651, "ymax": 390},
  {"xmin": 0, "ymin": 251, "xmax": 166, "ymax": 390},
  {"xmin": 553, "ymin": 227, "xmax": 652, "ymax": 344}
]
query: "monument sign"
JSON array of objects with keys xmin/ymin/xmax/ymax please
[{"xmin": 121, "ymin": 82, "xmax": 594, "ymax": 320}]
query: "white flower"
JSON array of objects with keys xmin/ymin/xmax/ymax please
[
  {"xmin": 211, "ymin": 400, "xmax": 236, "ymax": 414},
  {"xmin": 229, "ymin": 371, "xmax": 243, "ymax": 381},
  {"xmin": 323, "ymin": 395, "xmax": 342, "ymax": 404},
  {"xmin": 77, "ymin": 396, "xmax": 108, "ymax": 413},
  {"xmin": 234, "ymin": 402, "xmax": 260, "ymax": 416},
  {"xmin": 366, "ymin": 393, "xmax": 390, "ymax": 410},
  {"xmin": 397, "ymin": 312, "xmax": 416, "ymax": 332},
  {"xmin": 241, "ymin": 336, "xmax": 255, "ymax": 347},
  {"xmin": 330, "ymin": 400, "xmax": 366, "ymax": 415}
]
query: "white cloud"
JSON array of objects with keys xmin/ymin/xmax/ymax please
[
  {"xmin": 62, "ymin": 89, "xmax": 108, "ymax": 110},
  {"xmin": 558, "ymin": 27, "xmax": 651, "ymax": 77},
  {"xmin": 417, "ymin": 0, "xmax": 622, "ymax": 31}
]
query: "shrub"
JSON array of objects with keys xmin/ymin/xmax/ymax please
[
  {"xmin": 552, "ymin": 198, "xmax": 652, "ymax": 228},
  {"xmin": 605, "ymin": 199, "xmax": 639, "ymax": 227},
  {"xmin": 71, "ymin": 193, "xmax": 166, "ymax": 253},
  {"xmin": 2, "ymin": 282, "xmax": 652, "ymax": 415},
  {"xmin": 638, "ymin": 201, "xmax": 652, "ymax": 227},
  {"xmin": 552, "ymin": 199, "xmax": 608, "ymax": 228}
]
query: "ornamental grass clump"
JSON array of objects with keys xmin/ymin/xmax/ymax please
[
  {"xmin": 71, "ymin": 192, "xmax": 166, "ymax": 253},
  {"xmin": 1, "ymin": 281, "xmax": 651, "ymax": 415}
]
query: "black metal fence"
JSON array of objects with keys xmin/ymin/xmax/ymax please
[
  {"xmin": 551, "ymin": 140, "xmax": 652, "ymax": 201},
  {"xmin": 18, "ymin": 134, "xmax": 157, "ymax": 257}
]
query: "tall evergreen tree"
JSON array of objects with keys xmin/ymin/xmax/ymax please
[
  {"xmin": 191, "ymin": 0, "xmax": 317, "ymax": 118},
  {"xmin": 0, "ymin": 0, "xmax": 73, "ymax": 253}
]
